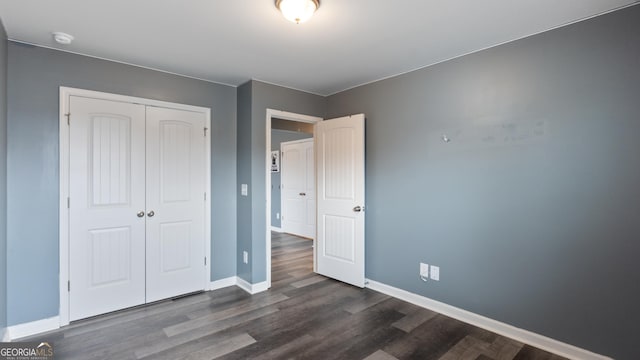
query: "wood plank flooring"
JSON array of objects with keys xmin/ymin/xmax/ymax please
[{"xmin": 21, "ymin": 232, "xmax": 568, "ymax": 360}]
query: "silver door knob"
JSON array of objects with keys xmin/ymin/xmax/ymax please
[
  {"xmin": 137, "ymin": 211, "xmax": 145, "ymax": 218},
  {"xmin": 353, "ymin": 206, "xmax": 363, "ymax": 212},
  {"xmin": 147, "ymin": 210, "xmax": 155, "ymax": 217}
]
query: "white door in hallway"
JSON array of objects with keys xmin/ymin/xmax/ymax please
[
  {"xmin": 281, "ymin": 138, "xmax": 315, "ymax": 239},
  {"xmin": 69, "ymin": 96, "xmax": 147, "ymax": 321},
  {"xmin": 316, "ymin": 114, "xmax": 366, "ymax": 288},
  {"xmin": 68, "ymin": 97, "xmax": 207, "ymax": 321},
  {"xmin": 145, "ymin": 107, "xmax": 207, "ymax": 302}
]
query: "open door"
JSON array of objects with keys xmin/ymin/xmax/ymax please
[{"xmin": 315, "ymin": 114, "xmax": 365, "ymax": 287}]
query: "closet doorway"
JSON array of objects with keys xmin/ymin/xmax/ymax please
[{"xmin": 59, "ymin": 88, "xmax": 211, "ymax": 324}]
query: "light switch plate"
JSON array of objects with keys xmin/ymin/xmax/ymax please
[{"xmin": 241, "ymin": 184, "xmax": 248, "ymax": 196}]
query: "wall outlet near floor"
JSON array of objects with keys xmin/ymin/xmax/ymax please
[
  {"xmin": 420, "ymin": 262, "xmax": 429, "ymax": 280},
  {"xmin": 430, "ymin": 265, "xmax": 440, "ymax": 281},
  {"xmin": 243, "ymin": 251, "xmax": 248, "ymax": 264}
]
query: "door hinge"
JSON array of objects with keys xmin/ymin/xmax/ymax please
[
  {"xmin": 204, "ymin": 127, "xmax": 208, "ymax": 137},
  {"xmin": 204, "ymin": 257, "xmax": 207, "ymax": 266},
  {"xmin": 68, "ymin": 281, "xmax": 70, "ymax": 292},
  {"xmin": 204, "ymin": 192, "xmax": 207, "ymax": 201},
  {"xmin": 67, "ymin": 197, "xmax": 70, "ymax": 208},
  {"xmin": 65, "ymin": 113, "xmax": 71, "ymax": 125}
]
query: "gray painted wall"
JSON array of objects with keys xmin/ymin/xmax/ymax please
[
  {"xmin": 270, "ymin": 129, "xmax": 313, "ymax": 228},
  {"xmin": 0, "ymin": 19, "xmax": 8, "ymax": 333},
  {"xmin": 236, "ymin": 80, "xmax": 324, "ymax": 283},
  {"xmin": 6, "ymin": 43, "xmax": 237, "ymax": 326},
  {"xmin": 236, "ymin": 82, "xmax": 252, "ymax": 282},
  {"xmin": 326, "ymin": 6, "xmax": 640, "ymax": 359}
]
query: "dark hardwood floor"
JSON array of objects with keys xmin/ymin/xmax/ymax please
[{"xmin": 22, "ymin": 232, "xmax": 568, "ymax": 359}]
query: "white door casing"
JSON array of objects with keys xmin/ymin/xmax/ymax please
[
  {"xmin": 68, "ymin": 96, "xmax": 147, "ymax": 321},
  {"xmin": 316, "ymin": 114, "xmax": 366, "ymax": 288},
  {"xmin": 265, "ymin": 109, "xmax": 322, "ymax": 289},
  {"xmin": 61, "ymin": 87, "xmax": 211, "ymax": 325},
  {"xmin": 145, "ymin": 106, "xmax": 207, "ymax": 302},
  {"xmin": 281, "ymin": 139, "xmax": 315, "ymax": 239}
]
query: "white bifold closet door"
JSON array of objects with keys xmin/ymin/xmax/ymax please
[
  {"xmin": 145, "ymin": 106, "xmax": 205, "ymax": 303},
  {"xmin": 69, "ymin": 96, "xmax": 205, "ymax": 321}
]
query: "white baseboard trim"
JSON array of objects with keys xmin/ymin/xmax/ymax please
[
  {"xmin": 4, "ymin": 276, "xmax": 272, "ymax": 341},
  {"xmin": 251, "ymin": 281, "xmax": 269, "ymax": 294},
  {"xmin": 209, "ymin": 276, "xmax": 270, "ymax": 295},
  {"xmin": 365, "ymin": 279, "xmax": 611, "ymax": 360},
  {"xmin": 209, "ymin": 276, "xmax": 238, "ymax": 291},
  {"xmin": 270, "ymin": 226, "xmax": 283, "ymax": 233},
  {"xmin": 236, "ymin": 277, "xmax": 269, "ymax": 295},
  {"xmin": 6, "ymin": 316, "xmax": 60, "ymax": 341}
]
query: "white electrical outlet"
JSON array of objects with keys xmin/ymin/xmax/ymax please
[
  {"xmin": 420, "ymin": 262, "xmax": 429, "ymax": 280},
  {"xmin": 430, "ymin": 265, "xmax": 440, "ymax": 281},
  {"xmin": 241, "ymin": 184, "xmax": 248, "ymax": 196},
  {"xmin": 243, "ymin": 251, "xmax": 248, "ymax": 264}
]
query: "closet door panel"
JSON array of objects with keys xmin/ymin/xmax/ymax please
[
  {"xmin": 145, "ymin": 107, "xmax": 206, "ymax": 302},
  {"xmin": 69, "ymin": 96, "xmax": 146, "ymax": 321}
]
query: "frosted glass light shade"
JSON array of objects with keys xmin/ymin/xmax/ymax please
[{"xmin": 276, "ymin": 0, "xmax": 319, "ymax": 24}]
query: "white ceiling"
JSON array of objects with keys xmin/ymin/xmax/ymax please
[{"xmin": 0, "ymin": 0, "xmax": 637, "ymax": 95}]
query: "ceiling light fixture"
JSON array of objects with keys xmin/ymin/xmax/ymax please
[
  {"xmin": 275, "ymin": 0, "xmax": 319, "ymax": 24},
  {"xmin": 52, "ymin": 32, "xmax": 74, "ymax": 45}
]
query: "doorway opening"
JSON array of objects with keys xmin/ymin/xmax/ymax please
[
  {"xmin": 275, "ymin": 133, "xmax": 314, "ymax": 238},
  {"xmin": 265, "ymin": 109, "xmax": 322, "ymax": 288}
]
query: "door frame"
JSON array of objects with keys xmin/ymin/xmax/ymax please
[
  {"xmin": 265, "ymin": 109, "xmax": 322, "ymax": 288},
  {"xmin": 59, "ymin": 87, "xmax": 212, "ymax": 326}
]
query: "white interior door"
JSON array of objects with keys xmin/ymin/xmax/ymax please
[
  {"xmin": 281, "ymin": 139, "xmax": 315, "ymax": 239},
  {"xmin": 69, "ymin": 96, "xmax": 146, "ymax": 321},
  {"xmin": 69, "ymin": 96, "xmax": 207, "ymax": 320},
  {"xmin": 316, "ymin": 114, "xmax": 366, "ymax": 287},
  {"xmin": 145, "ymin": 107, "xmax": 206, "ymax": 302}
]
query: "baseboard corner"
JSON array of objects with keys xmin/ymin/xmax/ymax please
[
  {"xmin": 251, "ymin": 281, "xmax": 269, "ymax": 294},
  {"xmin": 236, "ymin": 277, "xmax": 269, "ymax": 295}
]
